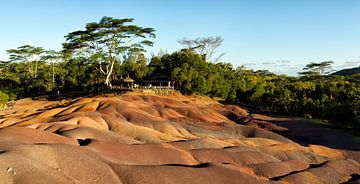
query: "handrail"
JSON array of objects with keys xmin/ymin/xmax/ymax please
[{"xmin": 112, "ymin": 85, "xmax": 174, "ymax": 90}]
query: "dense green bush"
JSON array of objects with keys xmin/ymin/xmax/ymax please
[{"xmin": 0, "ymin": 91, "xmax": 9, "ymax": 108}]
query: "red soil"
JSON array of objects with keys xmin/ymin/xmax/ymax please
[{"xmin": 0, "ymin": 93, "xmax": 358, "ymax": 183}]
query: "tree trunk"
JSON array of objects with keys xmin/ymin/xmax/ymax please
[
  {"xmin": 35, "ymin": 61, "xmax": 38, "ymax": 78},
  {"xmin": 52, "ymin": 62, "xmax": 55, "ymax": 83},
  {"xmin": 105, "ymin": 74, "xmax": 111, "ymax": 87},
  {"xmin": 105, "ymin": 59, "xmax": 115, "ymax": 88}
]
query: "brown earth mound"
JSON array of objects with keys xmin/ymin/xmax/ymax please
[{"xmin": 0, "ymin": 93, "xmax": 359, "ymax": 183}]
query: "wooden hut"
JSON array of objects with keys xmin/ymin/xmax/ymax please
[{"xmin": 123, "ymin": 75, "xmax": 135, "ymax": 88}]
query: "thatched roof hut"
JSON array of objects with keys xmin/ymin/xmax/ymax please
[{"xmin": 123, "ymin": 75, "xmax": 134, "ymax": 83}]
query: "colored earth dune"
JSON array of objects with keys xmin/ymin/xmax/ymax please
[{"xmin": 0, "ymin": 92, "xmax": 359, "ymax": 183}]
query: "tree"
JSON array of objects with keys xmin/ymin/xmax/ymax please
[
  {"xmin": 42, "ymin": 50, "xmax": 62, "ymax": 84},
  {"xmin": 177, "ymin": 36, "xmax": 225, "ymax": 63},
  {"xmin": 299, "ymin": 61, "xmax": 334, "ymax": 76},
  {"xmin": 0, "ymin": 90, "xmax": 9, "ymax": 108},
  {"xmin": 61, "ymin": 57, "xmax": 91, "ymax": 89},
  {"xmin": 123, "ymin": 51, "xmax": 150, "ymax": 79},
  {"xmin": 0, "ymin": 61, "xmax": 20, "ymax": 98},
  {"xmin": 0, "ymin": 61, "xmax": 20, "ymax": 84},
  {"xmin": 7, "ymin": 45, "xmax": 44, "ymax": 78},
  {"xmin": 63, "ymin": 16, "xmax": 155, "ymax": 87}
]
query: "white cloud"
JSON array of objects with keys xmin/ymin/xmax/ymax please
[
  {"xmin": 276, "ymin": 60, "xmax": 291, "ymax": 63},
  {"xmin": 261, "ymin": 62, "xmax": 276, "ymax": 65},
  {"xmin": 335, "ymin": 61, "xmax": 360, "ymax": 69}
]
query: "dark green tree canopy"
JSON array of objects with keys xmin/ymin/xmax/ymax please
[
  {"xmin": 7, "ymin": 45, "xmax": 44, "ymax": 62},
  {"xmin": 123, "ymin": 51, "xmax": 150, "ymax": 79},
  {"xmin": 63, "ymin": 16, "xmax": 155, "ymax": 87},
  {"xmin": 299, "ymin": 61, "xmax": 334, "ymax": 76},
  {"xmin": 63, "ymin": 17, "xmax": 155, "ymax": 54},
  {"xmin": 7, "ymin": 45, "xmax": 45, "ymax": 78}
]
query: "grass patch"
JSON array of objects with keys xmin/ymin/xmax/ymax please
[
  {"xmin": 297, "ymin": 117, "xmax": 360, "ymax": 143},
  {"xmin": 297, "ymin": 117, "xmax": 329, "ymax": 126},
  {"xmin": 353, "ymin": 136, "xmax": 360, "ymax": 144}
]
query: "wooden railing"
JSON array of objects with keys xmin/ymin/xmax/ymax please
[{"xmin": 112, "ymin": 85, "xmax": 174, "ymax": 90}]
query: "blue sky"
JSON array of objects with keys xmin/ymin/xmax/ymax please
[{"xmin": 0, "ymin": 0, "xmax": 359, "ymax": 75}]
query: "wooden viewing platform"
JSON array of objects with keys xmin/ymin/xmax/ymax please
[
  {"xmin": 113, "ymin": 73, "xmax": 176, "ymax": 95},
  {"xmin": 112, "ymin": 85, "xmax": 175, "ymax": 95}
]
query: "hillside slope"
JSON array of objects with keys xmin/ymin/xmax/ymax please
[
  {"xmin": 332, "ymin": 66, "xmax": 360, "ymax": 76},
  {"xmin": 0, "ymin": 93, "xmax": 359, "ymax": 183}
]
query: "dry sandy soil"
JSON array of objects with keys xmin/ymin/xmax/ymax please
[{"xmin": 0, "ymin": 92, "xmax": 359, "ymax": 184}]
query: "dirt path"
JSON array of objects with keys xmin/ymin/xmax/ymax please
[{"xmin": 252, "ymin": 113, "xmax": 360, "ymax": 163}]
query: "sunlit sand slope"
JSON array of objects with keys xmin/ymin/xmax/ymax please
[{"xmin": 0, "ymin": 93, "xmax": 359, "ymax": 183}]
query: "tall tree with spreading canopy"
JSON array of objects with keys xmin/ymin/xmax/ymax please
[
  {"xmin": 177, "ymin": 36, "xmax": 224, "ymax": 63},
  {"xmin": 63, "ymin": 16, "xmax": 155, "ymax": 87},
  {"xmin": 299, "ymin": 61, "xmax": 334, "ymax": 76},
  {"xmin": 7, "ymin": 45, "xmax": 44, "ymax": 78},
  {"xmin": 42, "ymin": 50, "xmax": 62, "ymax": 83}
]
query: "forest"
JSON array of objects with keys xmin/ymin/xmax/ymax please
[{"xmin": 0, "ymin": 17, "xmax": 359, "ymax": 130}]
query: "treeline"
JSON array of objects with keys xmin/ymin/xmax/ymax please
[
  {"xmin": 151, "ymin": 51, "xmax": 360, "ymax": 130},
  {"xmin": 0, "ymin": 16, "xmax": 359, "ymax": 130},
  {"xmin": 1, "ymin": 48, "xmax": 359, "ymax": 129}
]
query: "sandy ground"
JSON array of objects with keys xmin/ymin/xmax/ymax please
[{"xmin": 0, "ymin": 92, "xmax": 359, "ymax": 184}]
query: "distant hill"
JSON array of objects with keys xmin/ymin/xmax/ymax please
[{"xmin": 332, "ymin": 66, "xmax": 360, "ymax": 76}]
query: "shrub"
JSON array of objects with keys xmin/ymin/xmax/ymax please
[{"xmin": 0, "ymin": 91, "xmax": 9, "ymax": 108}]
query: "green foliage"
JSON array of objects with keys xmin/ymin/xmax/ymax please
[
  {"xmin": 0, "ymin": 16, "xmax": 358, "ymax": 131},
  {"xmin": 148, "ymin": 51, "xmax": 360, "ymax": 129},
  {"xmin": 63, "ymin": 16, "xmax": 155, "ymax": 87},
  {"xmin": 123, "ymin": 52, "xmax": 150, "ymax": 79},
  {"xmin": 299, "ymin": 61, "xmax": 334, "ymax": 76},
  {"xmin": 7, "ymin": 45, "xmax": 45, "ymax": 79},
  {"xmin": 177, "ymin": 36, "xmax": 224, "ymax": 62},
  {"xmin": 0, "ymin": 91, "xmax": 9, "ymax": 108}
]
